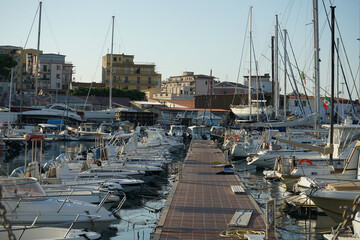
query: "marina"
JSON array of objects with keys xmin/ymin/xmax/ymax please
[{"xmin": 1, "ymin": 0, "xmax": 360, "ymax": 239}]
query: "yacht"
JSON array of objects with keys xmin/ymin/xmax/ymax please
[
  {"xmin": 0, "ymin": 177, "xmax": 117, "ymax": 232},
  {"xmin": 21, "ymin": 104, "xmax": 83, "ymax": 123}
]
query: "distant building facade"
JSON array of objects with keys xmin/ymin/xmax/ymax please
[
  {"xmin": 102, "ymin": 53, "xmax": 161, "ymax": 91},
  {"xmin": 70, "ymin": 82, "xmax": 106, "ymax": 90},
  {"xmin": 0, "ymin": 46, "xmax": 74, "ymax": 105},
  {"xmin": 31, "ymin": 53, "xmax": 74, "ymax": 93},
  {"xmin": 244, "ymin": 73, "xmax": 272, "ymax": 93},
  {"xmin": 153, "ymin": 72, "xmax": 216, "ymax": 100},
  {"xmin": 212, "ymin": 81, "xmax": 248, "ymax": 95}
]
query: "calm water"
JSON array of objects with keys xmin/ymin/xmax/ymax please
[{"xmin": 1, "ymin": 141, "xmax": 339, "ymax": 240}]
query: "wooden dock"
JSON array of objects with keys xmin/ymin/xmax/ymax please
[{"xmin": 153, "ymin": 140, "xmax": 266, "ymax": 239}]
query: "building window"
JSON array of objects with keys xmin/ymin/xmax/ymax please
[
  {"xmin": 56, "ymin": 74, "xmax": 61, "ymax": 79},
  {"xmin": 113, "ymin": 57, "xmax": 117, "ymax": 62},
  {"xmin": 113, "ymin": 76, "xmax": 116, "ymax": 81},
  {"xmin": 56, "ymin": 83, "xmax": 60, "ymax": 88},
  {"xmin": 123, "ymin": 76, "xmax": 129, "ymax": 83},
  {"xmin": 43, "ymin": 65, "xmax": 47, "ymax": 72},
  {"xmin": 57, "ymin": 65, "xmax": 61, "ymax": 70},
  {"xmin": 148, "ymin": 77, "xmax": 152, "ymax": 84},
  {"xmin": 137, "ymin": 77, "xmax": 140, "ymax": 83}
]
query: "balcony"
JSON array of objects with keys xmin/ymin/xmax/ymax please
[{"xmin": 107, "ymin": 69, "xmax": 159, "ymax": 75}]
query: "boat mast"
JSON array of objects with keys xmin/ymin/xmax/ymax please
[
  {"xmin": 313, "ymin": 0, "xmax": 320, "ymax": 128},
  {"xmin": 248, "ymin": 6, "xmax": 253, "ymax": 121},
  {"xmin": 283, "ymin": 29, "xmax": 287, "ymax": 120},
  {"xmin": 35, "ymin": 1, "xmax": 42, "ymax": 105},
  {"xmin": 109, "ymin": 16, "xmax": 115, "ymax": 110},
  {"xmin": 8, "ymin": 68, "xmax": 14, "ymax": 124},
  {"xmin": 330, "ymin": 6, "xmax": 336, "ymax": 165},
  {"xmin": 274, "ymin": 15, "xmax": 279, "ymax": 119}
]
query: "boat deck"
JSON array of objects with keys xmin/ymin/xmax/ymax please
[{"xmin": 153, "ymin": 140, "xmax": 265, "ymax": 239}]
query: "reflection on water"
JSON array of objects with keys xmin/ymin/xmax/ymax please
[
  {"xmin": 0, "ymin": 141, "xmax": 339, "ymax": 239},
  {"xmin": 235, "ymin": 160, "xmax": 337, "ymax": 240}
]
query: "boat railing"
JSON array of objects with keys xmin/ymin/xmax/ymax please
[
  {"xmin": 57, "ymin": 189, "xmax": 74, "ymax": 213},
  {"xmin": 95, "ymin": 191, "xmax": 112, "ymax": 213},
  {"xmin": 111, "ymin": 191, "xmax": 126, "ymax": 215},
  {"xmin": 1, "ymin": 214, "xmax": 99, "ymax": 240}
]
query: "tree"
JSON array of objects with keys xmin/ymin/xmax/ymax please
[
  {"xmin": 0, "ymin": 55, "xmax": 17, "ymax": 80},
  {"xmin": 69, "ymin": 86, "xmax": 146, "ymax": 100}
]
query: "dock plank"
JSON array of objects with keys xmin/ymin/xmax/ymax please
[{"xmin": 153, "ymin": 140, "xmax": 265, "ymax": 240}]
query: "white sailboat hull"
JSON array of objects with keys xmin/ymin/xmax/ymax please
[{"xmin": 230, "ymin": 105, "xmax": 273, "ymax": 119}]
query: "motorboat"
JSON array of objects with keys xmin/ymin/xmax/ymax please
[
  {"xmin": 0, "ymin": 177, "xmax": 117, "ymax": 232},
  {"xmin": 0, "ymin": 225, "xmax": 102, "ymax": 240},
  {"xmin": 21, "ymin": 104, "xmax": 83, "ymax": 124}
]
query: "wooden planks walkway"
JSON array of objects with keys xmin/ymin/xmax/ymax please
[{"xmin": 153, "ymin": 140, "xmax": 266, "ymax": 240}]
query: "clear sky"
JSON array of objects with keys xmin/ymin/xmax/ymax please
[{"xmin": 2, "ymin": 0, "xmax": 359, "ymax": 98}]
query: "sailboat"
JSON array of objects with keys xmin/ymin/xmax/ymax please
[
  {"xmin": 230, "ymin": 7, "xmax": 273, "ymax": 121},
  {"xmin": 232, "ymin": 10, "xmax": 318, "ymax": 130},
  {"xmin": 83, "ymin": 16, "xmax": 129, "ymax": 122}
]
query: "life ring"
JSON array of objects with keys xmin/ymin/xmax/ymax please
[
  {"xmin": 70, "ymin": 132, "xmax": 76, "ymax": 137},
  {"xmin": 232, "ymin": 135, "xmax": 240, "ymax": 142},
  {"xmin": 298, "ymin": 159, "xmax": 313, "ymax": 165}
]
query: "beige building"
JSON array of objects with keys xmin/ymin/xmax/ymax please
[
  {"xmin": 102, "ymin": 53, "xmax": 161, "ymax": 90},
  {"xmin": 153, "ymin": 72, "xmax": 216, "ymax": 100}
]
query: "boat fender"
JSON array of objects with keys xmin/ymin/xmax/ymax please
[
  {"xmin": 297, "ymin": 159, "xmax": 313, "ymax": 165},
  {"xmin": 96, "ymin": 160, "xmax": 102, "ymax": 166}
]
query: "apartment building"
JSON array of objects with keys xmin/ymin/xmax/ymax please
[
  {"xmin": 153, "ymin": 72, "xmax": 216, "ymax": 100},
  {"xmin": 31, "ymin": 53, "xmax": 74, "ymax": 93},
  {"xmin": 102, "ymin": 53, "xmax": 161, "ymax": 90}
]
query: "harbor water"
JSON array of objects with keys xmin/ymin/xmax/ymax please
[{"xmin": 1, "ymin": 140, "xmax": 340, "ymax": 239}]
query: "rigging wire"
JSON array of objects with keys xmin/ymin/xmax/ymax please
[
  {"xmin": 42, "ymin": 6, "xmax": 60, "ymax": 54},
  {"xmin": 115, "ymin": 18, "xmax": 125, "ymax": 54},
  {"xmin": 90, "ymin": 18, "xmax": 113, "ymax": 83},
  {"xmin": 231, "ymin": 7, "xmax": 250, "ymax": 106},
  {"xmin": 283, "ymin": 27, "xmax": 312, "ymax": 113},
  {"xmin": 23, "ymin": 4, "xmax": 40, "ymax": 49},
  {"xmin": 322, "ymin": 0, "xmax": 359, "ymax": 114},
  {"xmin": 83, "ymin": 18, "xmax": 113, "ymax": 109},
  {"xmin": 250, "ymin": 35, "xmax": 268, "ymax": 120}
]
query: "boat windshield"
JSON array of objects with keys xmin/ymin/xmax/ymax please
[{"xmin": 0, "ymin": 178, "xmax": 46, "ymax": 198}]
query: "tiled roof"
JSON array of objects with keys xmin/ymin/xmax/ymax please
[
  {"xmin": 76, "ymin": 96, "xmax": 131, "ymax": 106},
  {"xmin": 157, "ymin": 106, "xmax": 228, "ymax": 112}
]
